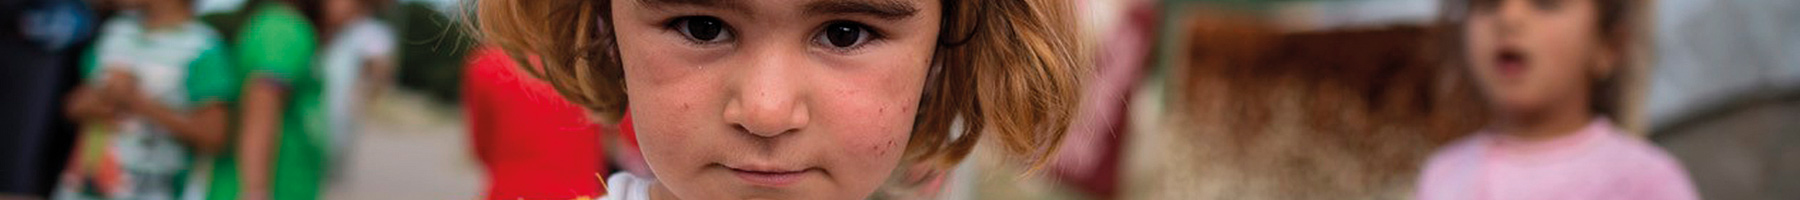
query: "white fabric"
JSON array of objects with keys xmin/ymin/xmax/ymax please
[
  {"xmin": 317, "ymin": 17, "xmax": 394, "ymax": 152},
  {"xmin": 600, "ymin": 172, "xmax": 654, "ymax": 200}
]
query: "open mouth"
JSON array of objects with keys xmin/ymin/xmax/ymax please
[
  {"xmin": 723, "ymin": 164, "xmax": 813, "ymax": 186},
  {"xmin": 1494, "ymin": 47, "xmax": 1528, "ymax": 77}
]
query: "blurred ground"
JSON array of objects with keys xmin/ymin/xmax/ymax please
[{"xmin": 322, "ymin": 89, "xmax": 482, "ymax": 200}]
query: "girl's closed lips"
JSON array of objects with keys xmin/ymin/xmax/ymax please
[{"xmin": 723, "ymin": 162, "xmax": 817, "ymax": 186}]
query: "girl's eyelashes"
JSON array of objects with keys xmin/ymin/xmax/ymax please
[
  {"xmin": 1467, "ymin": 0, "xmax": 1562, "ymax": 13},
  {"xmin": 669, "ymin": 16, "xmax": 733, "ymax": 44},
  {"xmin": 663, "ymin": 17, "xmax": 882, "ymax": 52},
  {"xmin": 813, "ymin": 20, "xmax": 881, "ymax": 52}
]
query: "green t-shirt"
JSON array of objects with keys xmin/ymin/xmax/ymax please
[{"xmin": 207, "ymin": 3, "xmax": 326, "ymax": 200}]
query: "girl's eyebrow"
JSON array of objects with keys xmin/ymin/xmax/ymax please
[
  {"xmin": 803, "ymin": 0, "xmax": 920, "ymax": 20},
  {"xmin": 637, "ymin": 0, "xmax": 920, "ymax": 20},
  {"xmin": 639, "ymin": 0, "xmax": 752, "ymax": 13}
]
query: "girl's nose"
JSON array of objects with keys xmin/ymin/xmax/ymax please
[
  {"xmin": 724, "ymin": 93, "xmax": 809, "ymax": 137},
  {"xmin": 722, "ymin": 46, "xmax": 811, "ymax": 138},
  {"xmin": 1495, "ymin": 0, "xmax": 1528, "ymax": 37}
]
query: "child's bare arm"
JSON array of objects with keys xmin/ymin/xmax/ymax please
[
  {"xmin": 236, "ymin": 76, "xmax": 288, "ymax": 200},
  {"xmin": 124, "ymin": 97, "xmax": 231, "ymax": 154},
  {"xmin": 65, "ymin": 68, "xmax": 134, "ymax": 123},
  {"xmin": 64, "ymin": 85, "xmax": 116, "ymax": 122},
  {"xmin": 358, "ymin": 56, "xmax": 394, "ymax": 102},
  {"xmin": 93, "ymin": 69, "xmax": 230, "ymax": 153}
]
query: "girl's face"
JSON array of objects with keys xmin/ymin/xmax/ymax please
[
  {"xmin": 611, "ymin": 0, "xmax": 941, "ymax": 199},
  {"xmin": 321, "ymin": 0, "xmax": 363, "ymax": 31},
  {"xmin": 1463, "ymin": 0, "xmax": 1612, "ymax": 117}
]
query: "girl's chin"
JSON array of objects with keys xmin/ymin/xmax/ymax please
[{"xmin": 1491, "ymin": 97, "xmax": 1551, "ymax": 117}]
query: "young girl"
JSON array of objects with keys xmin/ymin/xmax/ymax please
[
  {"xmin": 210, "ymin": 0, "xmax": 326, "ymax": 199},
  {"xmin": 1416, "ymin": 0, "xmax": 1697, "ymax": 199},
  {"xmin": 471, "ymin": 0, "xmax": 1086, "ymax": 199}
]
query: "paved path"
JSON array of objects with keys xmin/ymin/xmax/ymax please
[{"xmin": 322, "ymin": 91, "xmax": 483, "ymax": 200}]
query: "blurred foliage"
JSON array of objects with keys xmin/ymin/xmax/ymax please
[
  {"xmin": 198, "ymin": 1, "xmax": 472, "ymax": 104},
  {"xmin": 392, "ymin": 2, "xmax": 473, "ymax": 103},
  {"xmin": 199, "ymin": 6, "xmax": 247, "ymax": 48}
]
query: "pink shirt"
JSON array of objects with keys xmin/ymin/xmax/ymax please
[{"xmin": 1416, "ymin": 118, "xmax": 1698, "ymax": 200}]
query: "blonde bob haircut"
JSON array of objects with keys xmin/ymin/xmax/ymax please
[{"xmin": 470, "ymin": 0, "xmax": 1087, "ymax": 169}]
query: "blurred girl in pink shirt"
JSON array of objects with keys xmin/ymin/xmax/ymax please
[{"xmin": 1416, "ymin": 0, "xmax": 1698, "ymax": 199}]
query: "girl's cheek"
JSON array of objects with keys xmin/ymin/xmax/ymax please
[
  {"xmin": 821, "ymin": 84, "xmax": 919, "ymax": 162},
  {"xmin": 1462, "ymin": 19, "xmax": 1500, "ymax": 88},
  {"xmin": 852, "ymin": 129, "xmax": 903, "ymax": 159},
  {"xmin": 827, "ymin": 101, "xmax": 911, "ymax": 158},
  {"xmin": 826, "ymin": 50, "xmax": 930, "ymax": 160},
  {"xmin": 867, "ymin": 108, "xmax": 910, "ymax": 158}
]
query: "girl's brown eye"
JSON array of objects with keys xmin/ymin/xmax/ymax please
[
  {"xmin": 816, "ymin": 21, "xmax": 871, "ymax": 48},
  {"xmin": 674, "ymin": 16, "xmax": 730, "ymax": 42}
]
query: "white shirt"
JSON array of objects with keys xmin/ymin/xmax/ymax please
[
  {"xmin": 317, "ymin": 17, "xmax": 394, "ymax": 152},
  {"xmin": 601, "ymin": 172, "xmax": 654, "ymax": 200}
]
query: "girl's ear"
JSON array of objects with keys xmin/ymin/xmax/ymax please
[{"xmin": 1590, "ymin": 41, "xmax": 1618, "ymax": 82}]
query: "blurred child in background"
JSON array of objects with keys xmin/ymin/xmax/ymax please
[
  {"xmin": 206, "ymin": 0, "xmax": 325, "ymax": 199},
  {"xmin": 1050, "ymin": 0, "xmax": 1159, "ymax": 198},
  {"xmin": 315, "ymin": 0, "xmax": 394, "ymax": 177},
  {"xmin": 54, "ymin": 0, "xmax": 235, "ymax": 198},
  {"xmin": 1415, "ymin": 0, "xmax": 1697, "ymax": 199}
]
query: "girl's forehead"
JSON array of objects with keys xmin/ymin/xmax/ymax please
[{"xmin": 631, "ymin": 0, "xmax": 935, "ymax": 19}]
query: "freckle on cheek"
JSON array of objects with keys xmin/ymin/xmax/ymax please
[
  {"xmin": 886, "ymin": 140, "xmax": 897, "ymax": 157},
  {"xmin": 870, "ymin": 139, "xmax": 893, "ymax": 157}
]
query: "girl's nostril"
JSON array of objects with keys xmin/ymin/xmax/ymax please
[{"xmin": 733, "ymin": 124, "xmax": 752, "ymax": 134}]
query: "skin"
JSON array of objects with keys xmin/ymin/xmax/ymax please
[
  {"xmin": 1464, "ymin": 0, "xmax": 1617, "ymax": 141},
  {"xmin": 610, "ymin": 0, "xmax": 941, "ymax": 199},
  {"xmin": 359, "ymin": 58, "xmax": 394, "ymax": 105},
  {"xmin": 319, "ymin": 0, "xmax": 364, "ymax": 38},
  {"xmin": 237, "ymin": 75, "xmax": 285, "ymax": 200}
]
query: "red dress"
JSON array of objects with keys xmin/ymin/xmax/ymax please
[{"xmin": 463, "ymin": 46, "xmax": 605, "ymax": 199}]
